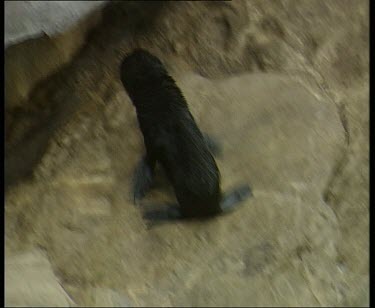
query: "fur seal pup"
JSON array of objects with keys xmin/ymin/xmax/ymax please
[{"xmin": 120, "ymin": 49, "xmax": 251, "ymax": 219}]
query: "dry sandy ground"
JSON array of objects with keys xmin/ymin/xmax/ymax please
[{"xmin": 5, "ymin": 1, "xmax": 369, "ymax": 306}]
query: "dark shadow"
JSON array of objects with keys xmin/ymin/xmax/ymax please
[
  {"xmin": 5, "ymin": 92, "xmax": 79, "ymax": 190},
  {"xmin": 140, "ymin": 202, "xmax": 216, "ymax": 230}
]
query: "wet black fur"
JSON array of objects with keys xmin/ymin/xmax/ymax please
[{"xmin": 120, "ymin": 49, "xmax": 251, "ymax": 219}]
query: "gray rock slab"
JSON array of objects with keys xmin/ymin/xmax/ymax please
[{"xmin": 5, "ymin": 1, "xmax": 107, "ymax": 48}]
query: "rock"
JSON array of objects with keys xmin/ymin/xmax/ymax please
[
  {"xmin": 5, "ymin": 2, "xmax": 104, "ymax": 110},
  {"xmin": 87, "ymin": 288, "xmax": 133, "ymax": 307},
  {"xmin": 179, "ymin": 73, "xmax": 345, "ymax": 194},
  {"xmin": 5, "ymin": 249, "xmax": 75, "ymax": 307},
  {"xmin": 5, "ymin": 73, "xmax": 345, "ymax": 306}
]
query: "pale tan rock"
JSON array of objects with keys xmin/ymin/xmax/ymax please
[
  {"xmin": 5, "ymin": 73, "xmax": 345, "ymax": 306},
  {"xmin": 86, "ymin": 287, "xmax": 132, "ymax": 307}
]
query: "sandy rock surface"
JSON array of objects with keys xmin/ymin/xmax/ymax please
[{"xmin": 5, "ymin": 1, "xmax": 368, "ymax": 307}]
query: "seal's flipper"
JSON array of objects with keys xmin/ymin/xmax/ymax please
[{"xmin": 220, "ymin": 184, "xmax": 252, "ymax": 213}]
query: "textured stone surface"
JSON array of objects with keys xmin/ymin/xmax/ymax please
[
  {"xmin": 5, "ymin": 0, "xmax": 368, "ymax": 306},
  {"xmin": 84, "ymin": 288, "xmax": 133, "ymax": 307},
  {"xmin": 5, "ymin": 73, "xmax": 345, "ymax": 306}
]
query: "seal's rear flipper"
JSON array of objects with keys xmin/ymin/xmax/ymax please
[{"xmin": 220, "ymin": 184, "xmax": 252, "ymax": 213}]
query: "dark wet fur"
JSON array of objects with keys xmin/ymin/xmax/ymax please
[{"xmin": 120, "ymin": 49, "xmax": 251, "ymax": 220}]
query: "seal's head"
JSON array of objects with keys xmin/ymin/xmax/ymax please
[{"xmin": 120, "ymin": 49, "xmax": 167, "ymax": 94}]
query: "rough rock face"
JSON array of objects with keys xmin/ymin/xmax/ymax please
[{"xmin": 5, "ymin": 1, "xmax": 368, "ymax": 307}]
